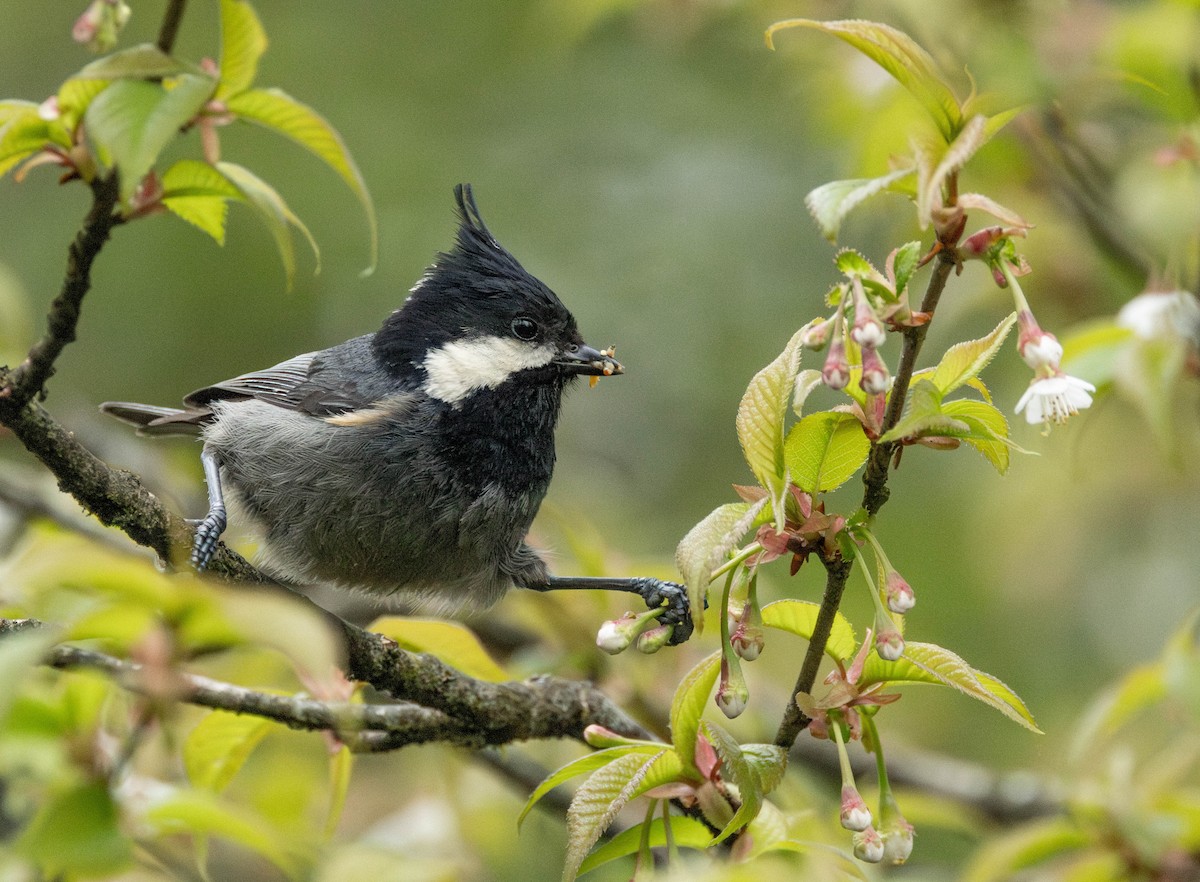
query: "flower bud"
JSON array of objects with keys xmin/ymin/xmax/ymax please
[
  {"xmin": 852, "ymin": 827, "xmax": 885, "ymax": 863},
  {"xmin": 840, "ymin": 785, "xmax": 872, "ymax": 832},
  {"xmin": 860, "ymin": 346, "xmax": 890, "ymax": 395},
  {"xmin": 715, "ymin": 683, "xmax": 748, "ymax": 718},
  {"xmin": 1018, "ymin": 330, "xmax": 1063, "ymax": 373},
  {"xmin": 800, "ymin": 317, "xmax": 832, "ymax": 350},
  {"xmin": 882, "ymin": 822, "xmax": 915, "ymax": 864},
  {"xmin": 851, "ymin": 314, "xmax": 887, "ymax": 350},
  {"xmin": 635, "ymin": 623, "xmax": 674, "ymax": 654},
  {"xmin": 884, "ymin": 571, "xmax": 915, "ymax": 614},
  {"xmin": 822, "ymin": 340, "xmax": 850, "ymax": 390},
  {"xmin": 875, "ymin": 625, "xmax": 905, "ymax": 661},
  {"xmin": 73, "ymin": 0, "xmax": 131, "ymax": 53},
  {"xmin": 595, "ymin": 614, "xmax": 637, "ymax": 654},
  {"xmin": 730, "ymin": 622, "xmax": 765, "ymax": 661}
]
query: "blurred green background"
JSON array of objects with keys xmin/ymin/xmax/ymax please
[{"xmin": 2, "ymin": 0, "xmax": 1199, "ymax": 877}]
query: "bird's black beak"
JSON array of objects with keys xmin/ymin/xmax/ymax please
[{"xmin": 555, "ymin": 343, "xmax": 623, "ymax": 377}]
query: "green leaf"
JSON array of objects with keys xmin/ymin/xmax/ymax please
[
  {"xmin": 325, "ymin": 745, "xmax": 353, "ymax": 839},
  {"xmin": 216, "ymin": 160, "xmax": 320, "ymax": 288},
  {"xmin": 143, "ymin": 789, "xmax": 306, "ymax": 877},
  {"xmin": 941, "ymin": 398, "xmax": 1012, "ymax": 473},
  {"xmin": 742, "ymin": 743, "xmax": 787, "ymax": 796},
  {"xmin": 890, "ymin": 241, "xmax": 922, "ymax": 297},
  {"xmin": 0, "ymin": 626, "xmax": 59, "ymax": 725},
  {"xmin": 784, "ymin": 411, "xmax": 870, "ymax": 493},
  {"xmin": 791, "ymin": 368, "xmax": 825, "ymax": 416},
  {"xmin": 185, "ymin": 709, "xmax": 275, "ymax": 793},
  {"xmin": 367, "ymin": 616, "xmax": 509, "ymax": 682},
  {"xmin": 226, "ymin": 88, "xmax": 377, "ymax": 272},
  {"xmin": 16, "ymin": 781, "xmax": 133, "ymax": 876},
  {"xmin": 0, "ymin": 109, "xmax": 71, "ymax": 179},
  {"xmin": 1070, "ymin": 662, "xmax": 1165, "ymax": 762},
  {"xmin": 761, "ymin": 599, "xmax": 858, "ymax": 662},
  {"xmin": 962, "ymin": 818, "xmax": 1091, "ymax": 882},
  {"xmin": 216, "ymin": 0, "xmax": 268, "ymax": 100},
  {"xmin": 58, "ymin": 78, "xmax": 110, "ymax": 130},
  {"xmin": 767, "ymin": 19, "xmax": 962, "ymax": 141},
  {"xmin": 804, "ymin": 168, "xmax": 915, "ymax": 243},
  {"xmin": 563, "ymin": 750, "xmax": 667, "ymax": 882},
  {"xmin": 76, "ymin": 43, "xmax": 203, "ymax": 80},
  {"xmin": 914, "ymin": 113, "xmax": 988, "ymax": 227},
  {"xmin": 669, "ymin": 651, "xmax": 721, "ymax": 774},
  {"xmin": 737, "ymin": 328, "xmax": 804, "ymax": 530},
  {"xmin": 860, "ymin": 641, "xmax": 1041, "ymax": 732},
  {"xmin": 161, "ymin": 158, "xmax": 243, "ymax": 243},
  {"xmin": 519, "ymin": 745, "xmax": 659, "ymax": 828},
  {"xmin": 674, "ymin": 498, "xmax": 767, "ymax": 630},
  {"xmin": 85, "ymin": 74, "xmax": 216, "ymax": 199},
  {"xmin": 702, "ymin": 722, "xmax": 761, "ymax": 843},
  {"xmin": 930, "ymin": 313, "xmax": 1017, "ymax": 394},
  {"xmin": 835, "ymin": 248, "xmax": 877, "ymax": 279},
  {"xmin": 577, "ymin": 816, "xmax": 712, "ymax": 876}
]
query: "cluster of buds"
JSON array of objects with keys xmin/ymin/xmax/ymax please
[
  {"xmin": 72, "ymin": 0, "xmax": 131, "ymax": 54},
  {"xmin": 809, "ymin": 277, "xmax": 894, "ymax": 397},
  {"xmin": 595, "ymin": 608, "xmax": 674, "ymax": 655}
]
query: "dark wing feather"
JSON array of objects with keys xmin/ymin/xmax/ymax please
[{"xmin": 183, "ymin": 351, "xmax": 371, "ymax": 417}]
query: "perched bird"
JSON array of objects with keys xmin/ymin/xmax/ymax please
[{"xmin": 102, "ymin": 184, "xmax": 693, "ymax": 644}]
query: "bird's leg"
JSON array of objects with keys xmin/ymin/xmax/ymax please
[
  {"xmin": 190, "ymin": 446, "xmax": 227, "ymax": 571},
  {"xmin": 522, "ymin": 575, "xmax": 695, "ymax": 645}
]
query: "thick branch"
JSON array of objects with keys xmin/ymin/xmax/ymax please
[
  {"xmin": 0, "ymin": 617, "xmax": 652, "ymax": 748},
  {"xmin": 3, "ymin": 175, "xmax": 122, "ymax": 408}
]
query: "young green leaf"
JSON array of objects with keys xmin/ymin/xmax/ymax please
[
  {"xmin": 0, "ymin": 109, "xmax": 71, "ymax": 179},
  {"xmin": 941, "ymin": 399, "xmax": 1012, "ymax": 473},
  {"xmin": 889, "ymin": 241, "xmax": 922, "ymax": 298},
  {"xmin": 162, "ymin": 158, "xmax": 244, "ymax": 244},
  {"xmin": 367, "ymin": 616, "xmax": 509, "ymax": 682},
  {"xmin": 576, "ymin": 816, "xmax": 713, "ymax": 876},
  {"xmin": 761, "ymin": 599, "xmax": 858, "ymax": 662},
  {"xmin": 835, "ymin": 248, "xmax": 878, "ymax": 279},
  {"xmin": 15, "ymin": 781, "xmax": 133, "ymax": 877},
  {"xmin": 226, "ymin": 88, "xmax": 377, "ymax": 271},
  {"xmin": 931, "ymin": 313, "xmax": 1017, "ymax": 395},
  {"xmin": 860, "ymin": 641, "xmax": 1041, "ymax": 732},
  {"xmin": 675, "ymin": 498, "xmax": 767, "ymax": 629},
  {"xmin": 185, "ymin": 710, "xmax": 275, "ymax": 794},
  {"xmin": 915, "ymin": 113, "xmax": 988, "ymax": 227},
  {"xmin": 325, "ymin": 745, "xmax": 353, "ymax": 840},
  {"xmin": 962, "ymin": 817, "xmax": 1091, "ymax": 882},
  {"xmin": 57, "ymin": 78, "xmax": 110, "ymax": 131},
  {"xmin": 216, "ymin": 160, "xmax": 320, "ymax": 287},
  {"xmin": 216, "ymin": 0, "xmax": 268, "ymax": 101},
  {"xmin": 804, "ymin": 168, "xmax": 916, "ymax": 242},
  {"xmin": 76, "ymin": 44, "xmax": 202, "ymax": 80},
  {"xmin": 563, "ymin": 750, "xmax": 667, "ymax": 882},
  {"xmin": 702, "ymin": 721, "xmax": 761, "ymax": 843},
  {"xmin": 519, "ymin": 746, "xmax": 660, "ymax": 828},
  {"xmin": 669, "ymin": 651, "xmax": 721, "ymax": 774},
  {"xmin": 791, "ymin": 368, "xmax": 825, "ymax": 417},
  {"xmin": 85, "ymin": 74, "xmax": 215, "ymax": 200},
  {"xmin": 737, "ymin": 328, "xmax": 804, "ymax": 531},
  {"xmin": 767, "ymin": 19, "xmax": 962, "ymax": 141},
  {"xmin": 742, "ymin": 743, "xmax": 788, "ymax": 796},
  {"xmin": 784, "ymin": 411, "xmax": 870, "ymax": 493}
]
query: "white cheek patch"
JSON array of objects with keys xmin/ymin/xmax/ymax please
[{"xmin": 422, "ymin": 336, "xmax": 557, "ymax": 404}]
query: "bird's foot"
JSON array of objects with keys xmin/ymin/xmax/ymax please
[
  {"xmin": 189, "ymin": 505, "xmax": 226, "ymax": 572},
  {"xmin": 631, "ymin": 577, "xmax": 695, "ymax": 645}
]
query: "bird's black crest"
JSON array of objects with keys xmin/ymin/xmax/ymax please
[{"xmin": 447, "ymin": 183, "xmax": 531, "ymax": 283}]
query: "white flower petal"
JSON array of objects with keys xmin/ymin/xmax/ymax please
[{"xmin": 1015, "ymin": 374, "xmax": 1095, "ymax": 425}]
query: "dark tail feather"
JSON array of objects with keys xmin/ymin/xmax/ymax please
[{"xmin": 100, "ymin": 401, "xmax": 210, "ymax": 436}]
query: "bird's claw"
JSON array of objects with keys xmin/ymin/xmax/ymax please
[
  {"xmin": 633, "ymin": 577, "xmax": 695, "ymax": 645},
  {"xmin": 190, "ymin": 505, "xmax": 226, "ymax": 572}
]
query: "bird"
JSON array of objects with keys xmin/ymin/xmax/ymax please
[{"xmin": 101, "ymin": 184, "xmax": 693, "ymax": 644}]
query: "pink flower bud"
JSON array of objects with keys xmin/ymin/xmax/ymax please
[
  {"xmin": 885, "ymin": 571, "xmax": 915, "ymax": 614},
  {"xmin": 860, "ymin": 347, "xmax": 890, "ymax": 395},
  {"xmin": 716, "ymin": 657, "xmax": 749, "ymax": 718},
  {"xmin": 595, "ymin": 615, "xmax": 637, "ymax": 654},
  {"xmin": 800, "ymin": 317, "xmax": 832, "ymax": 350},
  {"xmin": 875, "ymin": 626, "xmax": 905, "ymax": 661},
  {"xmin": 823, "ymin": 340, "xmax": 850, "ymax": 390},
  {"xmin": 635, "ymin": 623, "xmax": 674, "ymax": 654},
  {"xmin": 731, "ymin": 622, "xmax": 764, "ymax": 661},
  {"xmin": 840, "ymin": 785, "xmax": 873, "ymax": 832},
  {"xmin": 852, "ymin": 826, "xmax": 885, "ymax": 863}
]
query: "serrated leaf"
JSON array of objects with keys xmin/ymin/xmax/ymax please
[
  {"xmin": 835, "ymin": 248, "xmax": 877, "ymax": 278},
  {"xmin": 702, "ymin": 722, "xmax": 761, "ymax": 843},
  {"xmin": 675, "ymin": 498, "xmax": 767, "ymax": 629},
  {"xmin": 164, "ymin": 195, "xmax": 231, "ymax": 243},
  {"xmin": 860, "ymin": 641, "xmax": 1041, "ymax": 732},
  {"xmin": 58, "ymin": 78, "xmax": 110, "ymax": 130},
  {"xmin": 669, "ymin": 651, "xmax": 721, "ymax": 774},
  {"xmin": 931, "ymin": 313, "xmax": 1017, "ymax": 394},
  {"xmin": 85, "ymin": 75, "xmax": 215, "ymax": 200},
  {"xmin": 761, "ymin": 599, "xmax": 858, "ymax": 662},
  {"xmin": 915, "ymin": 113, "xmax": 988, "ymax": 227},
  {"xmin": 804, "ymin": 168, "xmax": 915, "ymax": 242},
  {"xmin": 767, "ymin": 19, "xmax": 962, "ymax": 141},
  {"xmin": 742, "ymin": 743, "xmax": 787, "ymax": 795},
  {"xmin": 76, "ymin": 43, "xmax": 202, "ymax": 80},
  {"xmin": 216, "ymin": 160, "xmax": 320, "ymax": 288},
  {"xmin": 519, "ymin": 746, "xmax": 656, "ymax": 828},
  {"xmin": 737, "ymin": 328, "xmax": 804, "ymax": 530},
  {"xmin": 942, "ymin": 398, "xmax": 1012, "ymax": 473},
  {"xmin": 367, "ymin": 616, "xmax": 509, "ymax": 682},
  {"xmin": 577, "ymin": 816, "xmax": 713, "ymax": 876},
  {"xmin": 563, "ymin": 750, "xmax": 666, "ymax": 882},
  {"xmin": 890, "ymin": 241, "xmax": 922, "ymax": 297},
  {"xmin": 226, "ymin": 88, "xmax": 376, "ymax": 272},
  {"xmin": 185, "ymin": 709, "xmax": 274, "ymax": 793},
  {"xmin": 791, "ymin": 368, "xmax": 825, "ymax": 416},
  {"xmin": 216, "ymin": 0, "xmax": 268, "ymax": 101},
  {"xmin": 162, "ymin": 158, "xmax": 244, "ymax": 244},
  {"xmin": 784, "ymin": 411, "xmax": 870, "ymax": 493},
  {"xmin": 956, "ymin": 192, "xmax": 1030, "ymax": 229}
]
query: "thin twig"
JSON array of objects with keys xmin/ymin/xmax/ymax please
[{"xmin": 156, "ymin": 0, "xmax": 188, "ymax": 55}]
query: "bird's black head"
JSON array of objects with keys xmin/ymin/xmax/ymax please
[{"xmin": 373, "ymin": 185, "xmax": 621, "ymax": 404}]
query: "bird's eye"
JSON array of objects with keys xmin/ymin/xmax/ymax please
[{"xmin": 511, "ymin": 317, "xmax": 538, "ymax": 341}]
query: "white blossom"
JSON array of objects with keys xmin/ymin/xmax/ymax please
[{"xmin": 1014, "ymin": 374, "xmax": 1095, "ymax": 425}]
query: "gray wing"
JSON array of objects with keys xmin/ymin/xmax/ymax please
[{"xmin": 184, "ymin": 350, "xmax": 373, "ymax": 417}]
